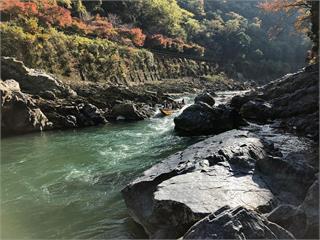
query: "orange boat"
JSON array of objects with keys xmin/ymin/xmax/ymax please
[{"xmin": 160, "ymin": 108, "xmax": 174, "ymax": 116}]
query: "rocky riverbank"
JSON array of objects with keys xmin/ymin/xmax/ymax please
[
  {"xmin": 122, "ymin": 65, "xmax": 319, "ymax": 239},
  {"xmin": 0, "ymin": 56, "xmax": 248, "ymax": 137}
]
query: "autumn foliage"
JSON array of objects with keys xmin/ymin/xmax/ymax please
[
  {"xmin": 0, "ymin": 0, "xmax": 203, "ymax": 54},
  {"xmin": 144, "ymin": 34, "xmax": 204, "ymax": 56},
  {"xmin": 0, "ymin": 0, "xmax": 72, "ymax": 27}
]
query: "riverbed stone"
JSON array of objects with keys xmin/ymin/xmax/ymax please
[{"xmin": 122, "ymin": 130, "xmax": 275, "ymax": 238}]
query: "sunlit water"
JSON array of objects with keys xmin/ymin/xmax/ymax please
[
  {"xmin": 2, "ymin": 90, "xmax": 311, "ymax": 239},
  {"xmin": 1, "ymin": 95, "xmax": 204, "ymax": 239}
]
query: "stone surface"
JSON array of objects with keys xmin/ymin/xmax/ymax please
[
  {"xmin": 1, "ymin": 57, "xmax": 77, "ymax": 98},
  {"xmin": 183, "ymin": 206, "xmax": 295, "ymax": 239},
  {"xmin": 266, "ymin": 204, "xmax": 307, "ymax": 238},
  {"xmin": 231, "ymin": 64, "xmax": 319, "ymax": 138},
  {"xmin": 110, "ymin": 102, "xmax": 154, "ymax": 121},
  {"xmin": 122, "ymin": 130, "xmax": 275, "ymax": 238},
  {"xmin": 299, "ymin": 180, "xmax": 319, "ymax": 239},
  {"xmin": 1, "ymin": 80, "xmax": 51, "ymax": 137},
  {"xmin": 194, "ymin": 92, "xmax": 215, "ymax": 106},
  {"xmin": 240, "ymin": 98, "xmax": 273, "ymax": 122},
  {"xmin": 174, "ymin": 103, "xmax": 245, "ymax": 136},
  {"xmin": 265, "ymin": 180, "xmax": 319, "ymax": 239}
]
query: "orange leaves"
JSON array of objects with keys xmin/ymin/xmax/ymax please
[
  {"xmin": 118, "ymin": 28, "xmax": 146, "ymax": 47},
  {"xmin": 259, "ymin": 0, "xmax": 311, "ymax": 33},
  {"xmin": 0, "ymin": 0, "xmax": 72, "ymax": 27},
  {"xmin": 0, "ymin": 0, "xmax": 38, "ymax": 18}
]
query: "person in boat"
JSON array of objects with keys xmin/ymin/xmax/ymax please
[{"xmin": 181, "ymin": 99, "xmax": 185, "ymax": 105}]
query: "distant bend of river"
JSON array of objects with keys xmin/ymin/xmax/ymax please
[{"xmin": 0, "ymin": 92, "xmax": 242, "ymax": 239}]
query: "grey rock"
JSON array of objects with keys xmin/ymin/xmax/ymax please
[
  {"xmin": 174, "ymin": 103, "xmax": 245, "ymax": 136},
  {"xmin": 240, "ymin": 98, "xmax": 273, "ymax": 122},
  {"xmin": 265, "ymin": 180, "xmax": 319, "ymax": 239},
  {"xmin": 230, "ymin": 65, "xmax": 319, "ymax": 138},
  {"xmin": 266, "ymin": 204, "xmax": 307, "ymax": 238},
  {"xmin": 299, "ymin": 180, "xmax": 319, "ymax": 239},
  {"xmin": 194, "ymin": 92, "xmax": 215, "ymax": 106},
  {"xmin": 110, "ymin": 102, "xmax": 154, "ymax": 121},
  {"xmin": 122, "ymin": 130, "xmax": 275, "ymax": 238},
  {"xmin": 1, "ymin": 80, "xmax": 51, "ymax": 137},
  {"xmin": 1, "ymin": 56, "xmax": 77, "ymax": 98},
  {"xmin": 183, "ymin": 206, "xmax": 295, "ymax": 239}
]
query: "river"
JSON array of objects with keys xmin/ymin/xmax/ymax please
[
  {"xmin": 2, "ymin": 90, "xmax": 312, "ymax": 239},
  {"xmin": 1, "ymin": 95, "xmax": 205, "ymax": 239}
]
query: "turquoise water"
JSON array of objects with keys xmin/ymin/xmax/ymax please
[{"xmin": 1, "ymin": 96, "xmax": 202, "ymax": 239}]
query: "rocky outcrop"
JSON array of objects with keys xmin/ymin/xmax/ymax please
[
  {"xmin": 122, "ymin": 130, "xmax": 276, "ymax": 238},
  {"xmin": 231, "ymin": 64, "xmax": 319, "ymax": 139},
  {"xmin": 183, "ymin": 206, "xmax": 294, "ymax": 239},
  {"xmin": 1, "ymin": 57, "xmax": 77, "ymax": 98},
  {"xmin": 1, "ymin": 80, "xmax": 51, "ymax": 137},
  {"xmin": 174, "ymin": 103, "xmax": 245, "ymax": 136}
]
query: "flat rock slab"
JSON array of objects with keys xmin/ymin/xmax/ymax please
[
  {"xmin": 122, "ymin": 130, "xmax": 275, "ymax": 238},
  {"xmin": 155, "ymin": 165, "xmax": 273, "ymax": 215}
]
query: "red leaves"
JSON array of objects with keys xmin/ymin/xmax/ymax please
[
  {"xmin": 0, "ymin": 0, "xmax": 38, "ymax": 18},
  {"xmin": 118, "ymin": 28, "xmax": 146, "ymax": 47},
  {"xmin": 0, "ymin": 0, "xmax": 72, "ymax": 27}
]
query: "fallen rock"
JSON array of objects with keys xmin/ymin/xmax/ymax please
[
  {"xmin": 122, "ymin": 130, "xmax": 275, "ymax": 238},
  {"xmin": 174, "ymin": 103, "xmax": 245, "ymax": 136},
  {"xmin": 194, "ymin": 92, "xmax": 215, "ymax": 106},
  {"xmin": 1, "ymin": 56, "xmax": 77, "ymax": 98},
  {"xmin": 1, "ymin": 80, "xmax": 51, "ymax": 137},
  {"xmin": 183, "ymin": 206, "xmax": 295, "ymax": 239}
]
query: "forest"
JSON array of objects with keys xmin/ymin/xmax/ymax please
[{"xmin": 0, "ymin": 0, "xmax": 316, "ymax": 82}]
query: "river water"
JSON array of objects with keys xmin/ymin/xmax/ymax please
[
  {"xmin": 1, "ymin": 95, "xmax": 203, "ymax": 239},
  {"xmin": 2, "ymin": 91, "xmax": 312, "ymax": 239}
]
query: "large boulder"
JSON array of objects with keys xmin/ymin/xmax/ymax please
[
  {"xmin": 1, "ymin": 57, "xmax": 77, "ymax": 98},
  {"xmin": 122, "ymin": 130, "xmax": 276, "ymax": 238},
  {"xmin": 1, "ymin": 80, "xmax": 51, "ymax": 137},
  {"xmin": 174, "ymin": 103, "xmax": 245, "ymax": 136},
  {"xmin": 183, "ymin": 206, "xmax": 294, "ymax": 239},
  {"xmin": 194, "ymin": 92, "xmax": 215, "ymax": 106},
  {"xmin": 110, "ymin": 102, "xmax": 154, "ymax": 121}
]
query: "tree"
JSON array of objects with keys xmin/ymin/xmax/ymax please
[{"xmin": 259, "ymin": 0, "xmax": 319, "ymax": 61}]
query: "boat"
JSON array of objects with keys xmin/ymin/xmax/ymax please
[{"xmin": 160, "ymin": 108, "xmax": 174, "ymax": 116}]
